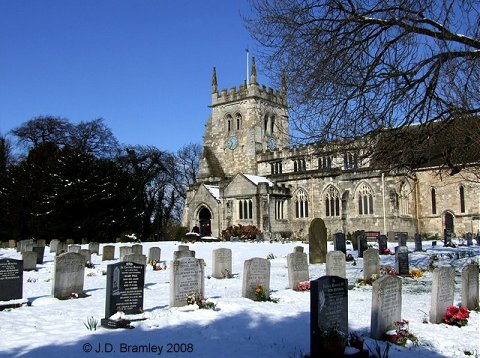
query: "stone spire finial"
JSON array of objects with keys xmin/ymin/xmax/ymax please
[
  {"xmin": 250, "ymin": 57, "xmax": 257, "ymax": 84},
  {"xmin": 212, "ymin": 67, "xmax": 218, "ymax": 94}
]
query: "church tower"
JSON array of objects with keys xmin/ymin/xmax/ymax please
[{"xmin": 197, "ymin": 57, "xmax": 289, "ymax": 182}]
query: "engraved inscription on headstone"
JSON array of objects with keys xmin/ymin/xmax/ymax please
[
  {"xmin": 395, "ymin": 246, "xmax": 409, "ymax": 275},
  {"xmin": 0, "ymin": 259, "xmax": 23, "ymax": 301},
  {"xmin": 371, "ymin": 275, "xmax": 402, "ymax": 339},
  {"xmin": 52, "ymin": 252, "xmax": 86, "ymax": 299},
  {"xmin": 430, "ymin": 267, "xmax": 455, "ymax": 323},
  {"xmin": 212, "ymin": 248, "xmax": 232, "ymax": 279},
  {"xmin": 102, "ymin": 245, "xmax": 115, "ymax": 261},
  {"xmin": 242, "ymin": 258, "xmax": 270, "ymax": 300},
  {"xmin": 287, "ymin": 248, "xmax": 309, "ymax": 289},
  {"xmin": 170, "ymin": 257, "xmax": 205, "ymax": 307},
  {"xmin": 326, "ymin": 251, "xmax": 346, "ymax": 279},
  {"xmin": 363, "ymin": 248, "xmax": 380, "ymax": 280},
  {"xmin": 461, "ymin": 264, "xmax": 479, "ymax": 310}
]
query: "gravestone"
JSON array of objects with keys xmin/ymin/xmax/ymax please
[
  {"xmin": 0, "ymin": 259, "xmax": 23, "ymax": 301},
  {"xmin": 395, "ymin": 246, "xmax": 409, "ymax": 275},
  {"xmin": 308, "ymin": 218, "xmax": 327, "ymax": 264},
  {"xmin": 102, "ymin": 245, "xmax": 115, "ymax": 261},
  {"xmin": 430, "ymin": 267, "xmax": 455, "ymax": 323},
  {"xmin": 444, "ymin": 229, "xmax": 453, "ymax": 246},
  {"xmin": 148, "ymin": 247, "xmax": 161, "ymax": 263},
  {"xmin": 131, "ymin": 244, "xmax": 143, "ymax": 255},
  {"xmin": 36, "ymin": 239, "xmax": 46, "ymax": 247},
  {"xmin": 465, "ymin": 232, "xmax": 473, "ymax": 246},
  {"xmin": 352, "ymin": 230, "xmax": 364, "ymax": 251},
  {"xmin": 461, "ymin": 264, "xmax": 479, "ymax": 310},
  {"xmin": 310, "ymin": 275, "xmax": 348, "ymax": 357},
  {"xmin": 173, "ymin": 245, "xmax": 196, "ymax": 260},
  {"xmin": 102, "ymin": 261, "xmax": 145, "ymax": 328},
  {"xmin": 22, "ymin": 251, "xmax": 37, "ymax": 271},
  {"xmin": 50, "ymin": 239, "xmax": 60, "ymax": 253},
  {"xmin": 377, "ymin": 235, "xmax": 388, "ymax": 254},
  {"xmin": 119, "ymin": 246, "xmax": 133, "ymax": 260},
  {"xmin": 212, "ymin": 248, "xmax": 233, "ymax": 279},
  {"xmin": 19, "ymin": 239, "xmax": 34, "ymax": 253},
  {"xmin": 414, "ymin": 233, "xmax": 422, "ymax": 251},
  {"xmin": 333, "ymin": 232, "xmax": 346, "ymax": 254},
  {"xmin": 432, "ymin": 240, "xmax": 437, "ymax": 247},
  {"xmin": 170, "ymin": 256, "xmax": 205, "ymax": 307},
  {"xmin": 32, "ymin": 246, "xmax": 45, "ymax": 264},
  {"xmin": 371, "ymin": 275, "xmax": 402, "ymax": 340},
  {"xmin": 55, "ymin": 242, "xmax": 68, "ymax": 255},
  {"xmin": 363, "ymin": 248, "xmax": 380, "ymax": 281},
  {"xmin": 121, "ymin": 254, "xmax": 147, "ymax": 266},
  {"xmin": 397, "ymin": 233, "xmax": 407, "ymax": 246},
  {"xmin": 287, "ymin": 246, "xmax": 309, "ymax": 289},
  {"xmin": 68, "ymin": 244, "xmax": 81, "ymax": 253},
  {"xmin": 357, "ymin": 234, "xmax": 368, "ymax": 258},
  {"xmin": 79, "ymin": 249, "xmax": 92, "ymax": 264},
  {"xmin": 8, "ymin": 240, "xmax": 16, "ymax": 249},
  {"xmin": 88, "ymin": 242, "xmax": 99, "ymax": 255},
  {"xmin": 326, "ymin": 251, "xmax": 346, "ymax": 279},
  {"xmin": 52, "ymin": 252, "xmax": 86, "ymax": 299},
  {"xmin": 242, "ymin": 257, "xmax": 271, "ymax": 301}
]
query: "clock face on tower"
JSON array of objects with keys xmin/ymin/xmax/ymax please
[
  {"xmin": 227, "ymin": 135, "xmax": 238, "ymax": 150},
  {"xmin": 267, "ymin": 136, "xmax": 277, "ymax": 150}
]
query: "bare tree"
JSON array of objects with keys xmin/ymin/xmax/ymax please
[
  {"xmin": 246, "ymin": 0, "xmax": 480, "ymax": 173},
  {"xmin": 11, "ymin": 116, "xmax": 72, "ymax": 149},
  {"xmin": 69, "ymin": 118, "xmax": 120, "ymax": 158}
]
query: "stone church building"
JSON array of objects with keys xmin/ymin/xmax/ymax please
[{"xmin": 182, "ymin": 60, "xmax": 480, "ymax": 240}]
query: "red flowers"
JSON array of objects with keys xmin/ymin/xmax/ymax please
[
  {"xmin": 444, "ymin": 305, "xmax": 470, "ymax": 327},
  {"xmin": 295, "ymin": 281, "xmax": 311, "ymax": 291}
]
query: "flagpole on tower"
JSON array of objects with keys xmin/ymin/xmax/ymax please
[{"xmin": 246, "ymin": 48, "xmax": 250, "ymax": 85}]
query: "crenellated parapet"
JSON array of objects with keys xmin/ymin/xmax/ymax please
[{"xmin": 211, "ymin": 82, "xmax": 287, "ymax": 107}]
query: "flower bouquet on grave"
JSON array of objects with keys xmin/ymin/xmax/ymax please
[
  {"xmin": 295, "ymin": 281, "xmax": 310, "ymax": 291},
  {"xmin": 444, "ymin": 305, "xmax": 469, "ymax": 327},
  {"xmin": 319, "ymin": 326, "xmax": 347, "ymax": 356},
  {"xmin": 384, "ymin": 319, "xmax": 418, "ymax": 347}
]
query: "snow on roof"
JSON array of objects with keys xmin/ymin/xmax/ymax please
[
  {"xmin": 244, "ymin": 174, "xmax": 273, "ymax": 187},
  {"xmin": 205, "ymin": 185, "xmax": 220, "ymax": 200}
]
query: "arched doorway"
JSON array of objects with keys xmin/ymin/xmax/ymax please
[
  {"xmin": 444, "ymin": 212, "xmax": 454, "ymax": 233},
  {"xmin": 198, "ymin": 207, "xmax": 212, "ymax": 237}
]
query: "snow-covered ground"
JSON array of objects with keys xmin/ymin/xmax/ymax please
[{"xmin": 0, "ymin": 240, "xmax": 478, "ymax": 358}]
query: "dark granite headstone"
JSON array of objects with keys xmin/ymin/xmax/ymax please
[
  {"xmin": 0, "ymin": 259, "xmax": 23, "ymax": 301},
  {"xmin": 309, "ymin": 218, "xmax": 327, "ymax": 264},
  {"xmin": 466, "ymin": 232, "xmax": 473, "ymax": 246},
  {"xmin": 333, "ymin": 232, "xmax": 346, "ymax": 254},
  {"xmin": 377, "ymin": 235, "xmax": 388, "ymax": 254},
  {"xmin": 397, "ymin": 233, "xmax": 407, "ymax": 247},
  {"xmin": 444, "ymin": 229, "xmax": 452, "ymax": 246},
  {"xmin": 357, "ymin": 234, "xmax": 368, "ymax": 258},
  {"xmin": 432, "ymin": 240, "xmax": 437, "ymax": 247},
  {"xmin": 414, "ymin": 233, "xmax": 422, "ymax": 251},
  {"xmin": 395, "ymin": 246, "xmax": 409, "ymax": 275},
  {"xmin": 33, "ymin": 246, "xmax": 45, "ymax": 264},
  {"xmin": 103, "ymin": 261, "xmax": 145, "ymax": 320},
  {"xmin": 310, "ymin": 275, "xmax": 348, "ymax": 357}
]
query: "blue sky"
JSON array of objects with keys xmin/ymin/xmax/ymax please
[{"xmin": 0, "ymin": 1, "xmax": 267, "ymax": 153}]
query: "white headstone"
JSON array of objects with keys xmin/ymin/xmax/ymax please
[
  {"xmin": 287, "ymin": 247, "xmax": 309, "ymax": 289},
  {"xmin": 371, "ymin": 275, "xmax": 402, "ymax": 339},
  {"xmin": 52, "ymin": 252, "xmax": 85, "ymax": 299},
  {"xmin": 212, "ymin": 248, "xmax": 233, "ymax": 279},
  {"xmin": 148, "ymin": 247, "xmax": 161, "ymax": 263},
  {"xmin": 169, "ymin": 257, "xmax": 205, "ymax": 307},
  {"xmin": 325, "ymin": 251, "xmax": 346, "ymax": 279},
  {"xmin": 430, "ymin": 267, "xmax": 455, "ymax": 323},
  {"xmin": 242, "ymin": 258, "xmax": 270, "ymax": 301},
  {"xmin": 363, "ymin": 248, "xmax": 380, "ymax": 280},
  {"xmin": 461, "ymin": 264, "xmax": 479, "ymax": 310}
]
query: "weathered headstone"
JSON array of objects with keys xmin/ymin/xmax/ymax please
[
  {"xmin": 173, "ymin": 245, "xmax": 196, "ymax": 260},
  {"xmin": 333, "ymin": 232, "xmax": 346, "ymax": 254},
  {"xmin": 50, "ymin": 239, "xmax": 60, "ymax": 253},
  {"xmin": 68, "ymin": 244, "xmax": 81, "ymax": 253},
  {"xmin": 363, "ymin": 248, "xmax": 380, "ymax": 280},
  {"xmin": 310, "ymin": 276, "xmax": 348, "ymax": 357},
  {"xmin": 0, "ymin": 259, "xmax": 23, "ymax": 301},
  {"xmin": 102, "ymin": 245, "xmax": 115, "ymax": 261},
  {"xmin": 395, "ymin": 246, "xmax": 409, "ymax": 275},
  {"xmin": 371, "ymin": 275, "xmax": 402, "ymax": 340},
  {"xmin": 242, "ymin": 257, "xmax": 271, "ymax": 301},
  {"xmin": 55, "ymin": 242, "xmax": 68, "ymax": 255},
  {"xmin": 461, "ymin": 264, "xmax": 479, "ymax": 310},
  {"xmin": 444, "ymin": 229, "xmax": 453, "ymax": 246},
  {"xmin": 19, "ymin": 239, "xmax": 34, "ymax": 253},
  {"xmin": 88, "ymin": 242, "xmax": 99, "ymax": 255},
  {"xmin": 22, "ymin": 251, "xmax": 37, "ymax": 271},
  {"xmin": 121, "ymin": 254, "xmax": 147, "ymax": 266},
  {"xmin": 287, "ymin": 246, "xmax": 309, "ymax": 289},
  {"xmin": 36, "ymin": 239, "xmax": 46, "ymax": 247},
  {"xmin": 52, "ymin": 252, "xmax": 86, "ymax": 299},
  {"xmin": 465, "ymin": 232, "xmax": 473, "ymax": 246},
  {"xmin": 148, "ymin": 247, "xmax": 161, "ymax": 263},
  {"xmin": 357, "ymin": 234, "xmax": 368, "ymax": 258},
  {"xmin": 131, "ymin": 244, "xmax": 143, "ymax": 255},
  {"xmin": 170, "ymin": 256, "xmax": 205, "ymax": 307},
  {"xmin": 414, "ymin": 233, "xmax": 422, "ymax": 251},
  {"xmin": 309, "ymin": 218, "xmax": 327, "ymax": 264},
  {"xmin": 377, "ymin": 235, "xmax": 388, "ymax": 254},
  {"xmin": 397, "ymin": 233, "xmax": 407, "ymax": 247},
  {"xmin": 326, "ymin": 251, "xmax": 346, "ymax": 279},
  {"xmin": 32, "ymin": 246, "xmax": 45, "ymax": 264},
  {"xmin": 432, "ymin": 240, "xmax": 437, "ymax": 247},
  {"xmin": 119, "ymin": 246, "xmax": 133, "ymax": 260},
  {"xmin": 430, "ymin": 267, "xmax": 455, "ymax": 323},
  {"xmin": 212, "ymin": 248, "xmax": 233, "ymax": 279},
  {"xmin": 79, "ymin": 249, "xmax": 92, "ymax": 264},
  {"xmin": 102, "ymin": 261, "xmax": 145, "ymax": 328}
]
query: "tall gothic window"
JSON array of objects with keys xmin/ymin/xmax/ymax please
[
  {"xmin": 431, "ymin": 188, "xmax": 437, "ymax": 215},
  {"xmin": 271, "ymin": 162, "xmax": 282, "ymax": 174},
  {"xmin": 459, "ymin": 185, "xmax": 465, "ymax": 213},
  {"xmin": 295, "ymin": 189, "xmax": 309, "ymax": 218},
  {"xmin": 275, "ymin": 199, "xmax": 285, "ymax": 220},
  {"xmin": 318, "ymin": 156, "xmax": 332, "ymax": 169},
  {"xmin": 399, "ymin": 182, "xmax": 410, "ymax": 216},
  {"xmin": 344, "ymin": 152, "xmax": 358, "ymax": 170},
  {"xmin": 226, "ymin": 114, "xmax": 233, "ymax": 132},
  {"xmin": 271, "ymin": 115, "xmax": 275, "ymax": 133},
  {"xmin": 293, "ymin": 159, "xmax": 306, "ymax": 172},
  {"xmin": 324, "ymin": 186, "xmax": 340, "ymax": 217},
  {"xmin": 239, "ymin": 199, "xmax": 253, "ymax": 220},
  {"xmin": 357, "ymin": 183, "xmax": 374, "ymax": 215},
  {"xmin": 236, "ymin": 113, "xmax": 242, "ymax": 130},
  {"xmin": 264, "ymin": 114, "xmax": 268, "ymax": 132}
]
